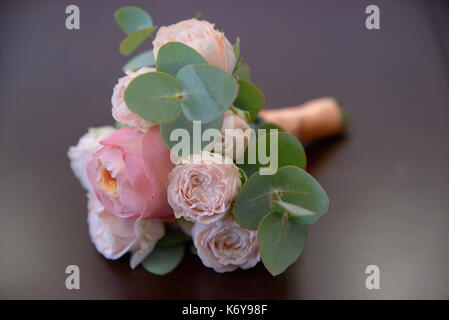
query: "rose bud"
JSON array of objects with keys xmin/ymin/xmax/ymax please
[
  {"xmin": 167, "ymin": 152, "xmax": 241, "ymax": 224},
  {"xmin": 213, "ymin": 110, "xmax": 252, "ymax": 161},
  {"xmin": 153, "ymin": 19, "xmax": 236, "ymax": 73},
  {"xmin": 87, "ymin": 193, "xmax": 164, "ymax": 268},
  {"xmin": 86, "ymin": 126, "xmax": 174, "ymax": 220},
  {"xmin": 192, "ymin": 216, "xmax": 260, "ymax": 273},
  {"xmin": 111, "ymin": 67, "xmax": 155, "ymax": 131},
  {"xmin": 68, "ymin": 126, "xmax": 116, "ymax": 192}
]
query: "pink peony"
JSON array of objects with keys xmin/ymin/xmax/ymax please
[{"xmin": 86, "ymin": 126, "xmax": 174, "ymax": 220}]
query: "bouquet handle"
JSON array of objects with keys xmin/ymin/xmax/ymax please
[{"xmin": 259, "ymin": 97, "xmax": 347, "ymax": 141}]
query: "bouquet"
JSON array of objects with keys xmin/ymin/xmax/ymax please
[{"xmin": 68, "ymin": 7, "xmax": 346, "ymax": 276}]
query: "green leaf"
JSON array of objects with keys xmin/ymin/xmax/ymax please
[
  {"xmin": 157, "ymin": 228, "xmax": 190, "ymax": 248},
  {"xmin": 122, "ymin": 49, "xmax": 155, "ymax": 72},
  {"xmin": 124, "ymin": 72, "xmax": 182, "ymax": 123},
  {"xmin": 238, "ymin": 167, "xmax": 248, "ymax": 185},
  {"xmin": 119, "ymin": 26, "xmax": 157, "ymax": 55},
  {"xmin": 160, "ymin": 112, "xmax": 222, "ymax": 153},
  {"xmin": 270, "ymin": 200, "xmax": 319, "ymax": 225},
  {"xmin": 156, "ymin": 42, "xmax": 207, "ymax": 77},
  {"xmin": 258, "ymin": 211, "xmax": 308, "ymax": 276},
  {"xmin": 125, "ymin": 64, "xmax": 237, "ymax": 124},
  {"xmin": 114, "ymin": 6, "xmax": 153, "ymax": 34},
  {"xmin": 233, "ymin": 166, "xmax": 328, "ymax": 230},
  {"xmin": 193, "ymin": 12, "xmax": 203, "ymax": 19},
  {"xmin": 177, "ymin": 64, "xmax": 239, "ymax": 123},
  {"xmin": 234, "ymin": 80, "xmax": 264, "ymax": 121},
  {"xmin": 190, "ymin": 243, "xmax": 198, "ymax": 255},
  {"xmin": 233, "ymin": 37, "xmax": 240, "ymax": 59},
  {"xmin": 258, "ymin": 123, "xmax": 285, "ymax": 132},
  {"xmin": 142, "ymin": 245, "xmax": 185, "ymax": 275},
  {"xmin": 234, "ymin": 63, "xmax": 251, "ymax": 81},
  {"xmin": 238, "ymin": 132, "xmax": 306, "ymax": 178}
]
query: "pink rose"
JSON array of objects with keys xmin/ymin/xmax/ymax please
[
  {"xmin": 192, "ymin": 216, "xmax": 260, "ymax": 273},
  {"xmin": 153, "ymin": 19, "xmax": 236, "ymax": 73},
  {"xmin": 167, "ymin": 152, "xmax": 241, "ymax": 224},
  {"xmin": 68, "ymin": 126, "xmax": 116, "ymax": 192},
  {"xmin": 87, "ymin": 193, "xmax": 164, "ymax": 268},
  {"xmin": 87, "ymin": 126, "xmax": 174, "ymax": 220},
  {"xmin": 111, "ymin": 67, "xmax": 155, "ymax": 131}
]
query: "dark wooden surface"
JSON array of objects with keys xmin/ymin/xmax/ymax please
[{"xmin": 0, "ymin": 0, "xmax": 448, "ymax": 299}]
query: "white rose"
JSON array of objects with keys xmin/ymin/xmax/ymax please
[
  {"xmin": 153, "ymin": 19, "xmax": 236, "ymax": 73},
  {"xmin": 87, "ymin": 193, "xmax": 165, "ymax": 269},
  {"xmin": 192, "ymin": 216, "xmax": 260, "ymax": 273},
  {"xmin": 167, "ymin": 152, "xmax": 241, "ymax": 224},
  {"xmin": 68, "ymin": 126, "xmax": 116, "ymax": 192},
  {"xmin": 111, "ymin": 67, "xmax": 155, "ymax": 131},
  {"xmin": 213, "ymin": 110, "xmax": 252, "ymax": 161}
]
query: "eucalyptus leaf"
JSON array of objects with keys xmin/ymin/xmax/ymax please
[
  {"xmin": 258, "ymin": 211, "xmax": 308, "ymax": 276},
  {"xmin": 233, "ymin": 166, "xmax": 329, "ymax": 230},
  {"xmin": 160, "ymin": 112, "xmax": 222, "ymax": 153},
  {"xmin": 157, "ymin": 228, "xmax": 190, "ymax": 248},
  {"xmin": 156, "ymin": 42, "xmax": 206, "ymax": 76},
  {"xmin": 142, "ymin": 245, "xmax": 185, "ymax": 275},
  {"xmin": 124, "ymin": 72, "xmax": 182, "ymax": 123},
  {"xmin": 119, "ymin": 26, "xmax": 157, "ymax": 55},
  {"xmin": 234, "ymin": 80, "xmax": 264, "ymax": 121},
  {"xmin": 177, "ymin": 64, "xmax": 238, "ymax": 123},
  {"xmin": 270, "ymin": 200, "xmax": 319, "ymax": 225},
  {"xmin": 122, "ymin": 49, "xmax": 155, "ymax": 72},
  {"xmin": 238, "ymin": 132, "xmax": 306, "ymax": 178},
  {"xmin": 114, "ymin": 6, "xmax": 153, "ymax": 34},
  {"xmin": 234, "ymin": 63, "xmax": 251, "ymax": 81}
]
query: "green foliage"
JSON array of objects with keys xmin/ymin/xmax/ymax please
[
  {"xmin": 178, "ymin": 64, "xmax": 238, "ymax": 123},
  {"xmin": 160, "ymin": 112, "xmax": 223, "ymax": 152},
  {"xmin": 124, "ymin": 72, "xmax": 182, "ymax": 123},
  {"xmin": 114, "ymin": 7, "xmax": 153, "ymax": 34},
  {"xmin": 156, "ymin": 42, "xmax": 206, "ymax": 76},
  {"xmin": 238, "ymin": 132, "xmax": 306, "ymax": 178},
  {"xmin": 233, "ymin": 166, "xmax": 328, "ymax": 230},
  {"xmin": 258, "ymin": 211, "xmax": 308, "ymax": 276},
  {"xmin": 234, "ymin": 63, "xmax": 251, "ymax": 81},
  {"xmin": 233, "ymin": 37, "xmax": 240, "ymax": 59},
  {"xmin": 122, "ymin": 49, "xmax": 155, "ymax": 72},
  {"xmin": 142, "ymin": 245, "xmax": 185, "ymax": 275},
  {"xmin": 234, "ymin": 79, "xmax": 264, "ymax": 121},
  {"xmin": 119, "ymin": 26, "xmax": 157, "ymax": 55},
  {"xmin": 157, "ymin": 228, "xmax": 190, "ymax": 248}
]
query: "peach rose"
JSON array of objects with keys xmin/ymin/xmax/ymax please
[
  {"xmin": 153, "ymin": 19, "xmax": 236, "ymax": 73},
  {"xmin": 213, "ymin": 110, "xmax": 252, "ymax": 161},
  {"xmin": 86, "ymin": 126, "xmax": 174, "ymax": 220},
  {"xmin": 111, "ymin": 67, "xmax": 155, "ymax": 131},
  {"xmin": 167, "ymin": 152, "xmax": 241, "ymax": 224},
  {"xmin": 192, "ymin": 216, "xmax": 260, "ymax": 273},
  {"xmin": 68, "ymin": 126, "xmax": 116, "ymax": 192},
  {"xmin": 87, "ymin": 193, "xmax": 164, "ymax": 268}
]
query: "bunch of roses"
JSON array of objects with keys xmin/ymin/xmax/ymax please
[{"xmin": 68, "ymin": 15, "xmax": 259, "ymax": 273}]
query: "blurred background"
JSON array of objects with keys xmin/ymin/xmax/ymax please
[{"xmin": 0, "ymin": 0, "xmax": 448, "ymax": 299}]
